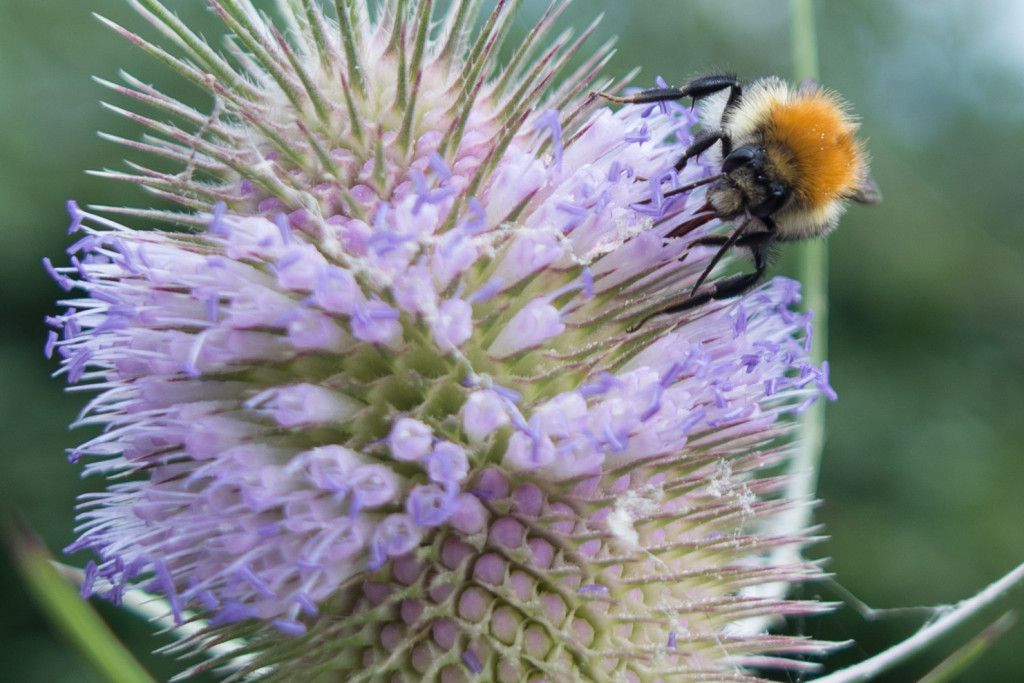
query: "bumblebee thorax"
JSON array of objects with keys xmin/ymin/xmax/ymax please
[{"xmin": 763, "ymin": 91, "xmax": 865, "ymax": 205}]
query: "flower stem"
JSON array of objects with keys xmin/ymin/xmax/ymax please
[
  {"xmin": 791, "ymin": 0, "xmax": 820, "ymax": 84},
  {"xmin": 814, "ymin": 562, "xmax": 1024, "ymax": 683},
  {"xmin": 787, "ymin": 0, "xmax": 827, "ymax": 526},
  {"xmin": 8, "ymin": 519, "xmax": 157, "ymax": 683}
]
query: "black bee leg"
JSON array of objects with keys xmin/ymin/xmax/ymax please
[
  {"xmin": 595, "ymin": 73, "xmax": 743, "ymax": 172},
  {"xmin": 688, "ymin": 230, "xmax": 771, "ymax": 294},
  {"xmin": 674, "ymin": 130, "xmax": 722, "ymax": 171},
  {"xmin": 627, "ymin": 233, "xmax": 770, "ymax": 332},
  {"xmin": 595, "ymin": 73, "xmax": 742, "ymax": 109},
  {"xmin": 635, "ymin": 268, "xmax": 763, "ymax": 326},
  {"xmin": 677, "ymin": 74, "xmax": 743, "ymax": 112},
  {"xmin": 686, "ymin": 218, "xmax": 758, "ymax": 293},
  {"xmin": 595, "ymin": 86, "xmax": 690, "ymax": 105},
  {"xmin": 700, "ymin": 234, "xmax": 770, "ymax": 298},
  {"xmin": 689, "ymin": 250, "xmax": 767, "ymax": 303},
  {"xmin": 669, "ymin": 76, "xmax": 744, "ymax": 169},
  {"xmin": 688, "ymin": 230, "xmax": 771, "ymax": 252},
  {"xmin": 675, "ymin": 74, "xmax": 743, "ymax": 157}
]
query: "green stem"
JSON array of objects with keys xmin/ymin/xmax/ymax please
[
  {"xmin": 756, "ymin": 0, "xmax": 827, "ymax": 588},
  {"xmin": 8, "ymin": 519, "xmax": 157, "ymax": 683},
  {"xmin": 790, "ymin": 0, "xmax": 826, "ymax": 510},
  {"xmin": 791, "ymin": 0, "xmax": 820, "ymax": 84}
]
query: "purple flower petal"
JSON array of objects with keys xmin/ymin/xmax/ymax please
[{"xmin": 388, "ymin": 418, "xmax": 433, "ymax": 462}]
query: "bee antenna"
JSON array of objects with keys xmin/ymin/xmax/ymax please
[
  {"xmin": 661, "ymin": 172, "xmax": 726, "ymax": 200},
  {"xmin": 636, "ymin": 173, "xmax": 726, "ymax": 207},
  {"xmin": 689, "ymin": 215, "xmax": 751, "ymax": 295}
]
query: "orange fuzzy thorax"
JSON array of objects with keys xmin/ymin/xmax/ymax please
[{"xmin": 766, "ymin": 90, "xmax": 864, "ymax": 207}]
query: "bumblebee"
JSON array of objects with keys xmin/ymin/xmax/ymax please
[{"xmin": 599, "ymin": 74, "xmax": 880, "ymax": 322}]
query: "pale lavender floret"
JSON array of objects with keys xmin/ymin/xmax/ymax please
[
  {"xmin": 431, "ymin": 230, "xmax": 480, "ymax": 289},
  {"xmin": 390, "ymin": 192, "xmax": 448, "ymax": 242},
  {"xmin": 818, "ymin": 361, "xmax": 839, "ymax": 401},
  {"xmin": 459, "ymin": 197, "xmax": 487, "ymax": 235},
  {"xmin": 237, "ymin": 465, "xmax": 297, "ymax": 512},
  {"xmin": 224, "ymin": 284, "xmax": 297, "ymax": 328},
  {"xmin": 430, "ymin": 298, "xmax": 473, "ymax": 351},
  {"xmin": 276, "ymin": 243, "xmax": 328, "ymax": 292},
  {"xmin": 532, "ymin": 392, "xmax": 589, "ymax": 439},
  {"xmin": 44, "ymin": 329, "xmax": 59, "ymax": 358},
  {"xmin": 369, "ymin": 514, "xmax": 423, "ymax": 570},
  {"xmin": 367, "ymin": 228, "xmax": 414, "ymax": 261},
  {"xmin": 492, "ymin": 230, "xmax": 564, "ymax": 287},
  {"xmin": 66, "ymin": 199, "xmax": 85, "ymax": 234},
  {"xmin": 390, "ymin": 263, "xmax": 438, "ymax": 316},
  {"xmin": 406, "ymin": 483, "xmax": 458, "ymax": 527},
  {"xmin": 334, "ymin": 216, "xmax": 372, "ymax": 256},
  {"xmin": 623, "ymin": 122, "xmax": 651, "ymax": 144},
  {"xmin": 315, "ymin": 265, "xmax": 363, "ymax": 315},
  {"xmin": 43, "ymin": 257, "xmax": 74, "ymax": 291},
  {"xmin": 488, "ymin": 299, "xmax": 565, "ymax": 358},
  {"xmin": 224, "ymin": 214, "xmax": 290, "ymax": 261},
  {"xmin": 531, "ymin": 109, "xmax": 563, "ymax": 171},
  {"xmin": 349, "ymin": 465, "xmax": 401, "ymax": 511},
  {"xmin": 350, "ymin": 300, "xmax": 401, "ymax": 345},
  {"xmin": 426, "ymin": 441, "xmax": 469, "ymax": 483},
  {"xmin": 184, "ymin": 415, "xmax": 260, "ymax": 460},
  {"xmin": 291, "ymin": 445, "xmax": 362, "ymax": 493},
  {"xmin": 462, "ymin": 389, "xmax": 511, "ymax": 440},
  {"xmin": 410, "ymin": 168, "xmax": 455, "ymax": 213},
  {"xmin": 287, "ymin": 309, "xmax": 347, "ymax": 350},
  {"xmin": 388, "ymin": 417, "xmax": 434, "ymax": 461},
  {"xmin": 553, "ymin": 197, "xmax": 593, "ymax": 234},
  {"xmin": 504, "ymin": 430, "xmax": 557, "ymax": 470},
  {"xmin": 262, "ymin": 384, "xmax": 361, "ymax": 428}
]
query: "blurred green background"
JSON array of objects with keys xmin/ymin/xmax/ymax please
[{"xmin": 2, "ymin": 0, "xmax": 1022, "ymax": 680}]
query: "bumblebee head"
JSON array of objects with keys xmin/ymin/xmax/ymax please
[{"xmin": 711, "ymin": 144, "xmax": 791, "ymax": 220}]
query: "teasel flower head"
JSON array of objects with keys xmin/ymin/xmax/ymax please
[{"xmin": 46, "ymin": 0, "xmax": 840, "ymax": 680}]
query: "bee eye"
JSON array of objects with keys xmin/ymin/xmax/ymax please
[{"xmin": 722, "ymin": 146, "xmax": 758, "ymax": 175}]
